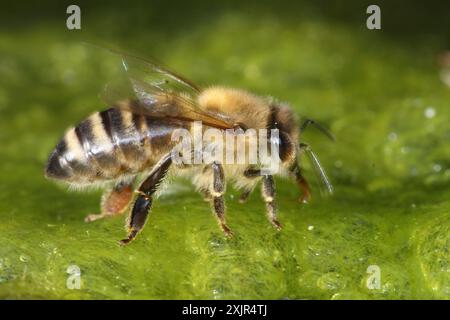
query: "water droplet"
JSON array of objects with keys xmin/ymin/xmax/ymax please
[
  {"xmin": 433, "ymin": 164, "xmax": 442, "ymax": 172},
  {"xmin": 244, "ymin": 64, "xmax": 261, "ymax": 79},
  {"xmin": 317, "ymin": 272, "xmax": 346, "ymax": 291},
  {"xmin": 212, "ymin": 289, "xmax": 221, "ymax": 299},
  {"xmin": 388, "ymin": 132, "xmax": 398, "ymax": 141},
  {"xmin": 424, "ymin": 107, "xmax": 436, "ymax": 119}
]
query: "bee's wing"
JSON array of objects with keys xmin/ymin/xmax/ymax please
[
  {"xmin": 126, "ymin": 77, "xmax": 234, "ymax": 129},
  {"xmin": 120, "ymin": 50, "xmax": 201, "ymax": 97},
  {"xmin": 99, "ymin": 77, "xmax": 136, "ymax": 106},
  {"xmin": 101, "ymin": 48, "xmax": 235, "ymax": 129}
]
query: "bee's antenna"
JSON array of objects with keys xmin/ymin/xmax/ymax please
[
  {"xmin": 300, "ymin": 119, "xmax": 335, "ymax": 141},
  {"xmin": 299, "ymin": 143, "xmax": 334, "ymax": 196}
]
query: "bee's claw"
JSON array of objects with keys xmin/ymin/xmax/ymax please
[
  {"xmin": 298, "ymin": 197, "xmax": 309, "ymax": 204},
  {"xmin": 299, "ymin": 193, "xmax": 311, "ymax": 204},
  {"xmin": 84, "ymin": 213, "xmax": 103, "ymax": 222},
  {"xmin": 238, "ymin": 190, "xmax": 251, "ymax": 204},
  {"xmin": 221, "ymin": 223, "xmax": 234, "ymax": 238},
  {"xmin": 118, "ymin": 239, "xmax": 129, "ymax": 246},
  {"xmin": 118, "ymin": 230, "xmax": 138, "ymax": 246},
  {"xmin": 271, "ymin": 219, "xmax": 283, "ymax": 231}
]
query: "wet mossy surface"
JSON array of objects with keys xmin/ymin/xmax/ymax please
[{"xmin": 0, "ymin": 1, "xmax": 448, "ymax": 299}]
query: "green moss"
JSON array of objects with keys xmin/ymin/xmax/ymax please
[{"xmin": 0, "ymin": 2, "xmax": 448, "ymax": 299}]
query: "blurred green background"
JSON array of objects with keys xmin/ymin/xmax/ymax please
[{"xmin": 0, "ymin": 0, "xmax": 449, "ymax": 299}]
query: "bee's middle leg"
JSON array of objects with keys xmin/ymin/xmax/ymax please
[
  {"xmin": 238, "ymin": 168, "xmax": 261, "ymax": 203},
  {"xmin": 84, "ymin": 181, "xmax": 134, "ymax": 222},
  {"xmin": 210, "ymin": 161, "xmax": 233, "ymax": 237},
  {"xmin": 261, "ymin": 174, "xmax": 282, "ymax": 230}
]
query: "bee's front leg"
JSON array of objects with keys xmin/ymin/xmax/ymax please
[
  {"xmin": 210, "ymin": 161, "xmax": 233, "ymax": 237},
  {"xmin": 84, "ymin": 181, "xmax": 134, "ymax": 222},
  {"xmin": 261, "ymin": 175, "xmax": 282, "ymax": 231},
  {"xmin": 290, "ymin": 161, "xmax": 311, "ymax": 203},
  {"xmin": 119, "ymin": 154, "xmax": 172, "ymax": 245},
  {"xmin": 243, "ymin": 168, "xmax": 282, "ymax": 230}
]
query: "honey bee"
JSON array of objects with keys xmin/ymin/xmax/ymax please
[{"xmin": 45, "ymin": 50, "xmax": 333, "ymax": 245}]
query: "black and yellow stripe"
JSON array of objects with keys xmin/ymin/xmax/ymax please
[{"xmin": 45, "ymin": 104, "xmax": 191, "ymax": 184}]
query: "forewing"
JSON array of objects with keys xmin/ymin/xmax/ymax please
[
  {"xmin": 120, "ymin": 51, "xmax": 201, "ymax": 96},
  {"xmin": 100, "ymin": 48, "xmax": 234, "ymax": 129},
  {"xmin": 126, "ymin": 78, "xmax": 234, "ymax": 129}
]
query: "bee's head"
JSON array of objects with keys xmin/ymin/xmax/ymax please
[{"xmin": 267, "ymin": 103, "xmax": 299, "ymax": 166}]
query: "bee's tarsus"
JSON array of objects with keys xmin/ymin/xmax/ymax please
[
  {"xmin": 210, "ymin": 162, "xmax": 233, "ymax": 237},
  {"xmin": 271, "ymin": 219, "xmax": 283, "ymax": 231},
  {"xmin": 221, "ymin": 223, "xmax": 234, "ymax": 238},
  {"xmin": 84, "ymin": 214, "xmax": 102, "ymax": 223},
  {"xmin": 299, "ymin": 196, "xmax": 310, "ymax": 204},
  {"xmin": 119, "ymin": 229, "xmax": 138, "ymax": 246},
  {"xmin": 122, "ymin": 154, "xmax": 172, "ymax": 244},
  {"xmin": 238, "ymin": 189, "xmax": 252, "ymax": 203},
  {"xmin": 262, "ymin": 175, "xmax": 282, "ymax": 230},
  {"xmin": 290, "ymin": 161, "xmax": 312, "ymax": 203}
]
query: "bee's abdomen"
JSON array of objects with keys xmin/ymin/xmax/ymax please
[{"xmin": 45, "ymin": 107, "xmax": 187, "ymax": 184}]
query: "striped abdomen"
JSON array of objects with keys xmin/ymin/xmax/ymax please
[{"xmin": 45, "ymin": 107, "xmax": 189, "ymax": 184}]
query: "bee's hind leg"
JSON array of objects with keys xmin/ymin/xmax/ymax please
[
  {"xmin": 84, "ymin": 181, "xmax": 134, "ymax": 222},
  {"xmin": 119, "ymin": 154, "xmax": 172, "ymax": 245}
]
